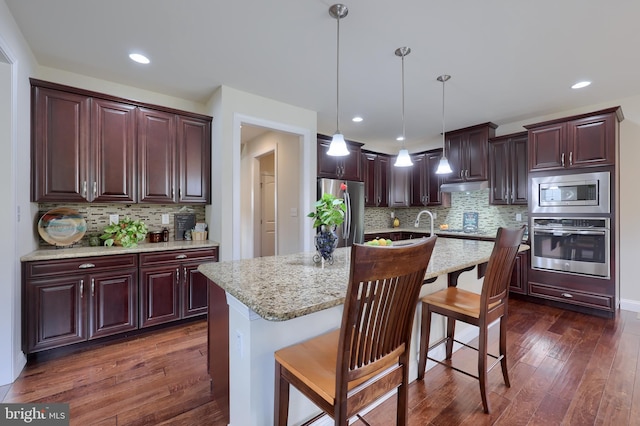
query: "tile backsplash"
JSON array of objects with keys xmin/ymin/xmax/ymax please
[
  {"xmin": 364, "ymin": 189, "xmax": 528, "ymax": 232},
  {"xmin": 36, "ymin": 203, "xmax": 206, "ymax": 248}
]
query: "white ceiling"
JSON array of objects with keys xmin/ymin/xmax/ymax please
[{"xmin": 5, "ymin": 0, "xmax": 640, "ymax": 152}]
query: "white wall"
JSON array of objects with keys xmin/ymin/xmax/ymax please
[
  {"xmin": 205, "ymin": 85, "xmax": 316, "ymax": 261},
  {"xmin": 0, "ymin": 0, "xmax": 38, "ymax": 384}
]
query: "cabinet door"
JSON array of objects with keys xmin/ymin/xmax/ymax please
[
  {"xmin": 509, "ymin": 251, "xmax": 528, "ymax": 295},
  {"xmin": 32, "ymin": 86, "xmax": 91, "ymax": 202},
  {"xmin": 139, "ymin": 266, "xmax": 180, "ymax": 327},
  {"xmin": 340, "ymin": 143, "xmax": 362, "ymax": 181},
  {"xmin": 91, "ymin": 99, "xmax": 137, "ymax": 202},
  {"xmin": 528, "ymin": 123, "xmax": 565, "ymax": 171},
  {"xmin": 410, "ymin": 154, "xmax": 428, "ymax": 206},
  {"xmin": 425, "ymin": 151, "xmax": 444, "ymax": 206},
  {"xmin": 138, "ymin": 108, "xmax": 176, "ymax": 203},
  {"xmin": 511, "ymin": 135, "xmax": 529, "ymax": 204},
  {"xmin": 377, "ymin": 155, "xmax": 389, "ymax": 207},
  {"xmin": 445, "ymin": 133, "xmax": 465, "ymax": 183},
  {"xmin": 317, "ymin": 138, "xmax": 341, "ymax": 179},
  {"xmin": 177, "ymin": 115, "xmax": 211, "ymax": 203},
  {"xmin": 182, "ymin": 262, "xmax": 209, "ymax": 318},
  {"xmin": 489, "ymin": 139, "xmax": 510, "ymax": 205},
  {"xmin": 25, "ymin": 276, "xmax": 86, "ymax": 352},
  {"xmin": 389, "ymin": 161, "xmax": 411, "ymax": 207},
  {"xmin": 466, "ymin": 128, "xmax": 489, "ymax": 181},
  {"xmin": 567, "ymin": 113, "xmax": 616, "ymax": 168},
  {"xmin": 361, "ymin": 152, "xmax": 377, "ymax": 207},
  {"xmin": 88, "ymin": 269, "xmax": 138, "ymax": 339}
]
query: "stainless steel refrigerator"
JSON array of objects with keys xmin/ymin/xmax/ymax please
[{"xmin": 317, "ymin": 178, "xmax": 365, "ymax": 247}]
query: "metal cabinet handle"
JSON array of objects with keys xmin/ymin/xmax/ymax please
[
  {"xmin": 561, "ymin": 292, "xmax": 573, "ymax": 298},
  {"xmin": 82, "ymin": 181, "xmax": 87, "ymax": 197},
  {"xmin": 377, "ymin": 196, "xmax": 381, "ymax": 204},
  {"xmin": 176, "ymin": 254, "xmax": 187, "ymax": 259},
  {"xmin": 561, "ymin": 153, "xmax": 565, "ymax": 167},
  {"xmin": 91, "ymin": 278, "xmax": 95, "ymax": 297},
  {"xmin": 79, "ymin": 263, "xmax": 96, "ymax": 269},
  {"xmin": 176, "ymin": 268, "xmax": 180, "ymax": 282},
  {"xmin": 171, "ymin": 188, "xmax": 175, "ymax": 198},
  {"xmin": 183, "ymin": 267, "xmax": 187, "ymax": 283},
  {"xmin": 80, "ymin": 279, "xmax": 84, "ymax": 298},
  {"xmin": 569, "ymin": 151, "xmax": 573, "ymax": 166},
  {"xmin": 93, "ymin": 181, "xmax": 97, "ymax": 196}
]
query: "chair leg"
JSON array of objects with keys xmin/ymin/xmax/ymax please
[
  {"xmin": 477, "ymin": 323, "xmax": 490, "ymax": 414},
  {"xmin": 417, "ymin": 302, "xmax": 432, "ymax": 380},
  {"xmin": 396, "ymin": 366, "xmax": 409, "ymax": 426},
  {"xmin": 445, "ymin": 317, "xmax": 456, "ymax": 359},
  {"xmin": 274, "ymin": 362, "xmax": 290, "ymax": 426},
  {"xmin": 499, "ymin": 317, "xmax": 510, "ymax": 388}
]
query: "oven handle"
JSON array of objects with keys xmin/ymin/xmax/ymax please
[{"xmin": 533, "ymin": 228, "xmax": 607, "ymax": 236}]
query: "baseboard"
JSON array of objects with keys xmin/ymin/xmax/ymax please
[{"xmin": 620, "ymin": 298, "xmax": 640, "ymax": 313}]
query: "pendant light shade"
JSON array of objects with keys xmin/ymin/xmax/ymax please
[
  {"xmin": 435, "ymin": 74, "xmax": 453, "ymax": 174},
  {"xmin": 393, "ymin": 47, "xmax": 413, "ymax": 167},
  {"xmin": 327, "ymin": 4, "xmax": 350, "ymax": 157}
]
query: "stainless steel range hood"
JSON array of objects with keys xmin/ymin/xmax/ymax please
[{"xmin": 440, "ymin": 180, "xmax": 489, "ymax": 192}]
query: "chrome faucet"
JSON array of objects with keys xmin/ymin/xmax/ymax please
[{"xmin": 414, "ymin": 210, "xmax": 434, "ymax": 237}]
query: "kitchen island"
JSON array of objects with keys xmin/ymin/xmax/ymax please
[{"xmin": 199, "ymin": 238, "xmax": 528, "ymax": 426}]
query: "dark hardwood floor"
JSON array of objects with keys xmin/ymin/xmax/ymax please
[{"xmin": 3, "ymin": 298, "xmax": 639, "ymax": 425}]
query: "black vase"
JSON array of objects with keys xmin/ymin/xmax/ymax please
[{"xmin": 314, "ymin": 225, "xmax": 338, "ymax": 263}]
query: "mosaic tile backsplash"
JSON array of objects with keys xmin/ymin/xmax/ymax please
[
  {"xmin": 364, "ymin": 189, "xmax": 528, "ymax": 233},
  {"xmin": 36, "ymin": 203, "xmax": 206, "ymax": 248}
]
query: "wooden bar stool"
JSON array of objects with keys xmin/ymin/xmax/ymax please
[
  {"xmin": 417, "ymin": 226, "xmax": 526, "ymax": 414},
  {"xmin": 274, "ymin": 236, "xmax": 437, "ymax": 426}
]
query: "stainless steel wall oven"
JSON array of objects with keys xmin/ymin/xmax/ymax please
[{"xmin": 530, "ymin": 217, "xmax": 610, "ymax": 278}]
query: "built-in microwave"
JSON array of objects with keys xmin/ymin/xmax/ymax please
[{"xmin": 531, "ymin": 171, "xmax": 610, "ymax": 214}]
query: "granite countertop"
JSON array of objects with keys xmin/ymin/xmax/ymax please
[
  {"xmin": 198, "ymin": 238, "xmax": 529, "ymax": 322},
  {"xmin": 21, "ymin": 240, "xmax": 220, "ymax": 262},
  {"xmin": 365, "ymin": 227, "xmax": 528, "ymax": 242}
]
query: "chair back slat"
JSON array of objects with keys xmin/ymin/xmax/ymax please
[
  {"xmin": 480, "ymin": 226, "xmax": 526, "ymax": 309},
  {"xmin": 337, "ymin": 237, "xmax": 436, "ymax": 387}
]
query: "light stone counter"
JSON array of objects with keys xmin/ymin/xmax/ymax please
[
  {"xmin": 20, "ymin": 240, "xmax": 219, "ymax": 262},
  {"xmin": 198, "ymin": 238, "xmax": 526, "ymax": 322}
]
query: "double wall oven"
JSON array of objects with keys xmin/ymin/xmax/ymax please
[{"xmin": 530, "ymin": 171, "xmax": 611, "ymax": 279}]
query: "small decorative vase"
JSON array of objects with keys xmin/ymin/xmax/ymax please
[{"xmin": 313, "ymin": 225, "xmax": 338, "ymax": 264}]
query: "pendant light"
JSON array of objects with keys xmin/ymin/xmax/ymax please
[
  {"xmin": 435, "ymin": 74, "xmax": 453, "ymax": 174},
  {"xmin": 327, "ymin": 4, "xmax": 350, "ymax": 157},
  {"xmin": 393, "ymin": 47, "xmax": 413, "ymax": 167}
]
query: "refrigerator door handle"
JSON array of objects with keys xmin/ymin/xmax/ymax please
[{"xmin": 343, "ymin": 191, "xmax": 352, "ymax": 243}]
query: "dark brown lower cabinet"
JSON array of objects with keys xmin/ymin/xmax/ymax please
[
  {"xmin": 23, "ymin": 247, "xmax": 218, "ymax": 354},
  {"xmin": 509, "ymin": 251, "xmax": 529, "ymax": 295},
  {"xmin": 23, "ymin": 254, "xmax": 138, "ymax": 353},
  {"xmin": 139, "ymin": 248, "xmax": 217, "ymax": 328}
]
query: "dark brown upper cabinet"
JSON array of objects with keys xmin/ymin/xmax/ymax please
[
  {"xmin": 31, "ymin": 86, "xmax": 91, "ymax": 202},
  {"xmin": 317, "ymin": 134, "xmax": 363, "ymax": 181},
  {"xmin": 444, "ymin": 122, "xmax": 497, "ymax": 183},
  {"xmin": 488, "ymin": 132, "xmax": 528, "ymax": 205},
  {"xmin": 525, "ymin": 107, "xmax": 623, "ymax": 172},
  {"xmin": 30, "ymin": 79, "xmax": 212, "ymax": 204},
  {"xmin": 361, "ymin": 151, "xmax": 389, "ymax": 207},
  {"xmin": 410, "ymin": 149, "xmax": 449, "ymax": 207}
]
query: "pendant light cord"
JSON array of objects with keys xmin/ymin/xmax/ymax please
[
  {"xmin": 401, "ymin": 53, "xmax": 406, "ymax": 145},
  {"xmin": 335, "ymin": 15, "xmax": 341, "ymax": 134}
]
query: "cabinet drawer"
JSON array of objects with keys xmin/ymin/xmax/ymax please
[
  {"xmin": 139, "ymin": 248, "xmax": 218, "ymax": 266},
  {"xmin": 529, "ymin": 282, "xmax": 613, "ymax": 311},
  {"xmin": 26, "ymin": 254, "xmax": 138, "ymax": 279}
]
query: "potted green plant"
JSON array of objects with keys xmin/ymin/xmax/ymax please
[
  {"xmin": 100, "ymin": 217, "xmax": 148, "ymax": 248},
  {"xmin": 308, "ymin": 193, "xmax": 346, "ymax": 262}
]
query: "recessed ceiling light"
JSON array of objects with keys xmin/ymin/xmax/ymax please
[
  {"xmin": 571, "ymin": 81, "xmax": 591, "ymax": 89},
  {"xmin": 396, "ymin": 136, "xmax": 405, "ymax": 141},
  {"xmin": 129, "ymin": 53, "xmax": 150, "ymax": 64},
  {"xmin": 352, "ymin": 116, "xmax": 363, "ymax": 123}
]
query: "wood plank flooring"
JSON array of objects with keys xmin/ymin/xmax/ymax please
[{"xmin": 3, "ymin": 298, "xmax": 639, "ymax": 425}]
